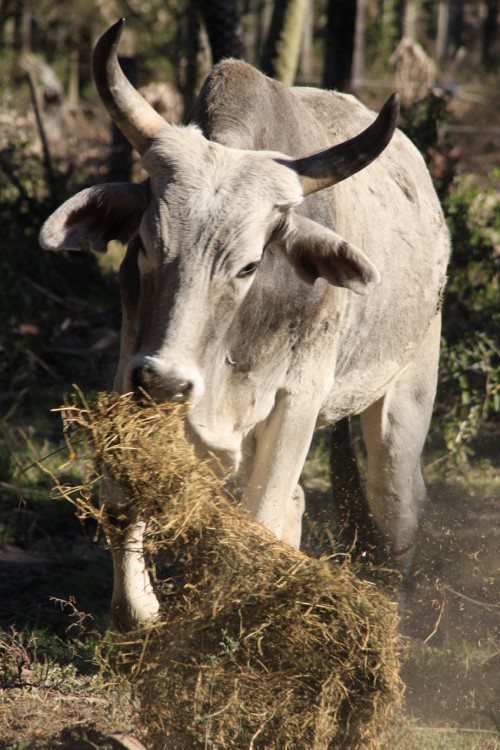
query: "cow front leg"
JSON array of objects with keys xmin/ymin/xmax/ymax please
[
  {"xmin": 242, "ymin": 394, "xmax": 316, "ymax": 548},
  {"xmin": 282, "ymin": 484, "xmax": 305, "ymax": 548},
  {"xmin": 108, "ymin": 519, "xmax": 160, "ymax": 632},
  {"xmin": 102, "ymin": 478, "xmax": 159, "ymax": 632}
]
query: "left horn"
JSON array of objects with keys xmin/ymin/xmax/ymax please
[
  {"xmin": 283, "ymin": 93, "xmax": 400, "ymax": 197},
  {"xmin": 92, "ymin": 19, "xmax": 167, "ymax": 154}
]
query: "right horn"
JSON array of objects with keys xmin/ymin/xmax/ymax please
[
  {"xmin": 287, "ymin": 93, "xmax": 400, "ymax": 196},
  {"xmin": 92, "ymin": 19, "xmax": 168, "ymax": 154}
]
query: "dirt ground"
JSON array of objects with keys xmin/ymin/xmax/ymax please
[{"xmin": 401, "ymin": 475, "xmax": 500, "ymax": 731}]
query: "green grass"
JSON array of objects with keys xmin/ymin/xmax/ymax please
[{"xmin": 0, "ymin": 408, "xmax": 94, "ymax": 553}]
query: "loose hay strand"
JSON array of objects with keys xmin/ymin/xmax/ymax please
[{"xmin": 57, "ymin": 391, "xmax": 403, "ymax": 749}]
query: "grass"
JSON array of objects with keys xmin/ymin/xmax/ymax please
[
  {"xmin": 0, "ymin": 613, "xmax": 137, "ymax": 748},
  {"xmin": 0, "ymin": 412, "xmax": 94, "ymax": 558}
]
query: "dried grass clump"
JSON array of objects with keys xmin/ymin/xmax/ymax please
[{"xmin": 60, "ymin": 392, "xmax": 402, "ymax": 750}]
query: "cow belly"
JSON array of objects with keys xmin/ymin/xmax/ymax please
[{"xmin": 318, "ymin": 358, "xmax": 407, "ymax": 425}]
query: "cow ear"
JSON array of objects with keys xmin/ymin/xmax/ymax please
[
  {"xmin": 39, "ymin": 182, "xmax": 149, "ymax": 254},
  {"xmin": 284, "ymin": 215, "xmax": 381, "ymax": 295}
]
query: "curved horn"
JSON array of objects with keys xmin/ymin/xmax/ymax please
[
  {"xmin": 282, "ymin": 93, "xmax": 400, "ymax": 197},
  {"xmin": 92, "ymin": 19, "xmax": 167, "ymax": 154}
]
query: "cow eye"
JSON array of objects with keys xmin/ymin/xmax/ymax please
[{"xmin": 237, "ymin": 262, "xmax": 259, "ymax": 278}]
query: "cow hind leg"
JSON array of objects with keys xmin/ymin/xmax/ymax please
[
  {"xmin": 360, "ymin": 315, "xmax": 441, "ymax": 575},
  {"xmin": 329, "ymin": 417, "xmax": 380, "ymax": 560}
]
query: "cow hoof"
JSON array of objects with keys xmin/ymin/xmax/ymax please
[{"xmin": 112, "ymin": 593, "xmax": 160, "ymax": 633}]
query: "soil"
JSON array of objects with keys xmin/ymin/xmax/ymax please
[{"xmin": 401, "ymin": 475, "xmax": 500, "ymax": 732}]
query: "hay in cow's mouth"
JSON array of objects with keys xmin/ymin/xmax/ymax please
[{"xmin": 56, "ymin": 391, "xmax": 403, "ymax": 750}]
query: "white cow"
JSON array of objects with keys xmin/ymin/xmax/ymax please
[{"xmin": 40, "ymin": 21, "xmax": 450, "ymax": 631}]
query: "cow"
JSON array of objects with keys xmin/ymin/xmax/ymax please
[{"xmin": 40, "ymin": 20, "xmax": 450, "ymax": 632}]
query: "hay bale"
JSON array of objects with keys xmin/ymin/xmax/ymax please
[{"xmin": 61, "ymin": 392, "xmax": 402, "ymax": 750}]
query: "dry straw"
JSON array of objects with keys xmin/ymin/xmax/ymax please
[{"xmin": 57, "ymin": 391, "xmax": 402, "ymax": 750}]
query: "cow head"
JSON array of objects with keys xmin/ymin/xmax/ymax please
[{"xmin": 40, "ymin": 21, "xmax": 398, "ymax": 463}]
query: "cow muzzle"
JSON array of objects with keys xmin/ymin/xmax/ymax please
[{"xmin": 127, "ymin": 356, "xmax": 205, "ymax": 405}]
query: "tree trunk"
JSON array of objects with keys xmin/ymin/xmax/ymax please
[
  {"xmin": 436, "ymin": 0, "xmax": 449, "ymax": 62},
  {"xmin": 253, "ymin": 0, "xmax": 269, "ymax": 68},
  {"xmin": 13, "ymin": 0, "xmax": 24, "ymax": 51},
  {"xmin": 377, "ymin": 0, "xmax": 405, "ymax": 62},
  {"xmin": 481, "ymin": 0, "xmax": 499, "ymax": 68},
  {"xmin": 395, "ymin": 0, "xmax": 407, "ymax": 39},
  {"xmin": 323, "ymin": 0, "xmax": 357, "ymax": 92},
  {"xmin": 352, "ymin": 0, "xmax": 366, "ymax": 90},
  {"xmin": 198, "ymin": 0, "xmax": 246, "ymax": 64},
  {"xmin": 68, "ymin": 49, "xmax": 79, "ymax": 106},
  {"xmin": 380, "ymin": 0, "xmax": 407, "ymax": 40},
  {"xmin": 260, "ymin": 0, "xmax": 308, "ymax": 85},
  {"xmin": 449, "ymin": 0, "xmax": 465, "ymax": 52},
  {"xmin": 174, "ymin": 1, "xmax": 201, "ymax": 119},
  {"xmin": 299, "ymin": 0, "xmax": 313, "ymax": 79},
  {"xmin": 403, "ymin": 0, "xmax": 420, "ymax": 41}
]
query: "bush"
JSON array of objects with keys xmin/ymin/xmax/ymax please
[{"xmin": 437, "ymin": 173, "xmax": 500, "ymax": 465}]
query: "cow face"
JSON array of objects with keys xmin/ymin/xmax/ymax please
[
  {"xmin": 120, "ymin": 126, "xmax": 305, "ymax": 414},
  {"xmin": 40, "ymin": 125, "xmax": 380, "ymax": 463}
]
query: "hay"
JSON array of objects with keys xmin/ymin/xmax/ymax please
[{"xmin": 59, "ymin": 392, "xmax": 402, "ymax": 750}]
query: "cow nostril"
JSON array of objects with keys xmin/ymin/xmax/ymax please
[
  {"xmin": 130, "ymin": 365, "xmax": 193, "ymax": 403},
  {"xmin": 131, "ymin": 364, "xmax": 153, "ymax": 395},
  {"xmin": 166, "ymin": 378, "xmax": 192, "ymax": 402},
  {"xmin": 149, "ymin": 376, "xmax": 193, "ymax": 403}
]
